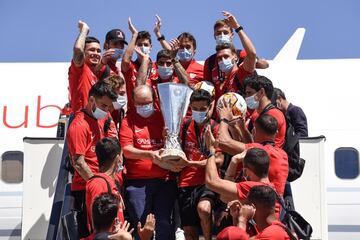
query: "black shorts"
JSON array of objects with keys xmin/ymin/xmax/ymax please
[{"xmin": 178, "ymin": 185, "xmax": 217, "ymax": 227}]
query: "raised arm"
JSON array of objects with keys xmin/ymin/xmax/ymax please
[
  {"xmin": 153, "ymin": 15, "xmax": 172, "ymax": 51},
  {"xmin": 134, "ymin": 46, "xmax": 150, "ymax": 86},
  {"xmin": 223, "ymin": 11, "xmax": 256, "ymax": 73},
  {"xmin": 121, "ymin": 18, "xmax": 139, "ymax": 73},
  {"xmin": 169, "ymin": 39, "xmax": 189, "ymax": 85},
  {"xmin": 73, "ymin": 20, "xmax": 90, "ymax": 67}
]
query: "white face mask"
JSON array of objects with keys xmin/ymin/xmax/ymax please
[
  {"xmin": 218, "ymin": 58, "xmax": 234, "ymax": 73},
  {"xmin": 140, "ymin": 46, "xmax": 151, "ymax": 55},
  {"xmin": 136, "ymin": 103, "xmax": 154, "ymax": 118},
  {"xmin": 112, "ymin": 48, "xmax": 124, "ymax": 60},
  {"xmin": 92, "ymin": 106, "xmax": 107, "ymax": 119},
  {"xmin": 113, "ymin": 95, "xmax": 127, "ymax": 110},
  {"xmin": 158, "ymin": 66, "xmax": 174, "ymax": 79},
  {"xmin": 192, "ymin": 110, "xmax": 207, "ymax": 123},
  {"xmin": 245, "ymin": 94, "xmax": 260, "ymax": 110},
  {"xmin": 215, "ymin": 33, "xmax": 232, "ymax": 45}
]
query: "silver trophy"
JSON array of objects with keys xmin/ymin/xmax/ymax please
[{"xmin": 157, "ymin": 83, "xmax": 193, "ymax": 166}]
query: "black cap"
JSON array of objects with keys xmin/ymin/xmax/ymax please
[{"xmin": 105, "ymin": 29, "xmax": 128, "ymax": 45}]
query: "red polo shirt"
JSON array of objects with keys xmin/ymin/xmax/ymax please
[
  {"xmin": 67, "ymin": 111, "xmax": 117, "ymax": 191},
  {"xmin": 179, "ymin": 119, "xmax": 220, "ymax": 187},
  {"xmin": 68, "ymin": 61, "xmax": 105, "ymax": 114},
  {"xmin": 216, "ymin": 226, "xmax": 248, "ymax": 240},
  {"xmin": 122, "ymin": 60, "xmax": 158, "ymax": 114},
  {"xmin": 210, "ymin": 64, "xmax": 251, "ymax": 102},
  {"xmin": 255, "ymin": 221, "xmax": 290, "ymax": 240},
  {"xmin": 236, "ymin": 181, "xmax": 280, "ymax": 218},
  {"xmin": 85, "ymin": 173, "xmax": 125, "ymax": 231},
  {"xmin": 245, "ymin": 143, "xmax": 288, "ymax": 196},
  {"xmin": 120, "ymin": 110, "xmax": 170, "ymax": 179},
  {"xmin": 182, "ymin": 59, "xmax": 204, "ymax": 88},
  {"xmin": 250, "ymin": 108, "xmax": 286, "ymax": 148}
]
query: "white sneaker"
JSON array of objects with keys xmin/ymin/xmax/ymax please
[{"xmin": 175, "ymin": 227, "xmax": 185, "ymax": 240}]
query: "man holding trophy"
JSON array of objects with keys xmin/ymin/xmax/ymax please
[{"xmin": 120, "ymin": 85, "xmax": 178, "ymax": 240}]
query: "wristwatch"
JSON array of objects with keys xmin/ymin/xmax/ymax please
[
  {"xmin": 157, "ymin": 35, "xmax": 165, "ymax": 41},
  {"xmin": 220, "ymin": 118, "xmax": 230, "ymax": 124},
  {"xmin": 235, "ymin": 26, "xmax": 243, "ymax": 33}
]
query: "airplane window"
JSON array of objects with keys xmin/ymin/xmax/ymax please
[
  {"xmin": 1, "ymin": 151, "xmax": 23, "ymax": 183},
  {"xmin": 334, "ymin": 147, "xmax": 359, "ymax": 179}
]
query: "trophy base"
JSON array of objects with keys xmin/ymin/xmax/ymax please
[{"xmin": 156, "ymin": 149, "xmax": 187, "ymax": 172}]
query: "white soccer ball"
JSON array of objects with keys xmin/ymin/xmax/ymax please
[{"xmin": 217, "ymin": 92, "xmax": 247, "ymax": 117}]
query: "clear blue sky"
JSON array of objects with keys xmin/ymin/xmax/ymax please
[{"xmin": 0, "ymin": 0, "xmax": 359, "ymax": 62}]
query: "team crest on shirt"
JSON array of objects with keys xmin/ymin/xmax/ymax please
[{"xmin": 189, "ymin": 73, "xmax": 197, "ymax": 79}]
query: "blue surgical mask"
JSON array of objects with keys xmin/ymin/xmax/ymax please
[
  {"xmin": 215, "ymin": 33, "xmax": 231, "ymax": 45},
  {"xmin": 136, "ymin": 103, "xmax": 154, "ymax": 118},
  {"xmin": 177, "ymin": 48, "xmax": 193, "ymax": 62},
  {"xmin": 140, "ymin": 46, "xmax": 151, "ymax": 55},
  {"xmin": 218, "ymin": 58, "xmax": 234, "ymax": 73},
  {"xmin": 245, "ymin": 94, "xmax": 259, "ymax": 110},
  {"xmin": 113, "ymin": 95, "xmax": 127, "ymax": 110},
  {"xmin": 158, "ymin": 66, "xmax": 173, "ymax": 79},
  {"xmin": 192, "ymin": 110, "xmax": 207, "ymax": 123},
  {"xmin": 92, "ymin": 106, "xmax": 107, "ymax": 120},
  {"xmin": 112, "ymin": 48, "xmax": 124, "ymax": 60}
]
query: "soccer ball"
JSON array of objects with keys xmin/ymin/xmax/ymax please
[
  {"xmin": 194, "ymin": 81, "xmax": 215, "ymax": 97},
  {"xmin": 217, "ymin": 92, "xmax": 247, "ymax": 117}
]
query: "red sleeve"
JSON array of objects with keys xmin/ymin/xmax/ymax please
[
  {"xmin": 119, "ymin": 116, "xmax": 134, "ymax": 147},
  {"xmin": 105, "ymin": 114, "xmax": 119, "ymax": 138},
  {"xmin": 203, "ymin": 57, "xmax": 210, "ymax": 81},
  {"xmin": 67, "ymin": 121, "xmax": 88, "ymax": 159}
]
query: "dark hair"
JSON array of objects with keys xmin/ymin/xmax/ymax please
[
  {"xmin": 216, "ymin": 42, "xmax": 236, "ymax": 54},
  {"xmin": 177, "ymin": 32, "xmax": 197, "ymax": 50},
  {"xmin": 243, "ymin": 148, "xmax": 269, "ymax": 178},
  {"xmin": 213, "ymin": 19, "xmax": 233, "ymax": 33},
  {"xmin": 247, "ymin": 185, "xmax": 276, "ymax": 210},
  {"xmin": 95, "ymin": 137, "xmax": 121, "ymax": 170},
  {"xmin": 273, "ymin": 88, "xmax": 286, "ymax": 100},
  {"xmin": 244, "ymin": 75, "xmax": 274, "ymax": 99},
  {"xmin": 92, "ymin": 193, "xmax": 119, "ymax": 232},
  {"xmin": 85, "ymin": 36, "xmax": 100, "ymax": 45},
  {"xmin": 255, "ymin": 114, "xmax": 278, "ymax": 136},
  {"xmin": 156, "ymin": 49, "xmax": 172, "ymax": 62},
  {"xmin": 136, "ymin": 31, "xmax": 152, "ymax": 45},
  {"xmin": 89, "ymin": 81, "xmax": 118, "ymax": 101},
  {"xmin": 190, "ymin": 89, "xmax": 212, "ymax": 106}
]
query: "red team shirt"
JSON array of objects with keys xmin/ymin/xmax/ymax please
[
  {"xmin": 122, "ymin": 60, "xmax": 158, "ymax": 113},
  {"xmin": 85, "ymin": 173, "xmax": 125, "ymax": 231},
  {"xmin": 250, "ymin": 108, "xmax": 286, "ymax": 148},
  {"xmin": 245, "ymin": 143, "xmax": 288, "ymax": 196},
  {"xmin": 255, "ymin": 221, "xmax": 290, "ymax": 240},
  {"xmin": 179, "ymin": 119, "xmax": 220, "ymax": 187},
  {"xmin": 67, "ymin": 111, "xmax": 117, "ymax": 191},
  {"xmin": 119, "ymin": 110, "xmax": 171, "ymax": 180},
  {"xmin": 68, "ymin": 61, "xmax": 105, "ymax": 114},
  {"xmin": 236, "ymin": 181, "xmax": 281, "ymax": 218},
  {"xmin": 182, "ymin": 59, "xmax": 204, "ymax": 87}
]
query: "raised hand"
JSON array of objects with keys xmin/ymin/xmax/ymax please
[
  {"xmin": 137, "ymin": 213, "xmax": 156, "ymax": 240},
  {"xmin": 134, "ymin": 46, "xmax": 150, "ymax": 60},
  {"xmin": 109, "ymin": 220, "xmax": 134, "ymax": 240},
  {"xmin": 217, "ymin": 98, "xmax": 234, "ymax": 121},
  {"xmin": 78, "ymin": 20, "xmax": 89, "ymax": 34},
  {"xmin": 154, "ymin": 15, "xmax": 162, "ymax": 37},
  {"xmin": 222, "ymin": 11, "xmax": 241, "ymax": 29},
  {"xmin": 169, "ymin": 38, "xmax": 180, "ymax": 52},
  {"xmin": 128, "ymin": 17, "xmax": 138, "ymax": 35}
]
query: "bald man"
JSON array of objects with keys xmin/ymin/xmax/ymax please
[{"xmin": 120, "ymin": 85, "xmax": 177, "ymax": 240}]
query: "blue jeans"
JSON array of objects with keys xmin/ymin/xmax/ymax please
[{"xmin": 125, "ymin": 178, "xmax": 177, "ymax": 240}]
